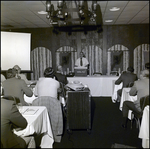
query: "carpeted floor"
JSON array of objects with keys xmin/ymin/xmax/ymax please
[
  {"xmin": 111, "ymin": 143, "xmax": 137, "ymax": 148},
  {"xmin": 53, "ymin": 97, "xmax": 142, "ymax": 148}
]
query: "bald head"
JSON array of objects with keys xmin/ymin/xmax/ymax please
[
  {"xmin": 140, "ymin": 69, "xmax": 149, "ymax": 78},
  {"xmin": 13, "ymin": 65, "xmax": 21, "ymax": 73},
  {"xmin": 57, "ymin": 65, "xmax": 62, "ymax": 71}
]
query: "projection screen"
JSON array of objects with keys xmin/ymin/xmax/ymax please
[{"xmin": 1, "ymin": 31, "xmax": 31, "ymax": 71}]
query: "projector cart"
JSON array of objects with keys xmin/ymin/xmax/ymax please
[{"xmin": 66, "ymin": 88, "xmax": 91, "ymax": 133}]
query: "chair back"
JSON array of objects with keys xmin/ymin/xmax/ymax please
[
  {"xmin": 32, "ymin": 96, "xmax": 63, "ymax": 142},
  {"xmin": 131, "ymin": 95, "xmax": 149, "ymax": 130},
  {"xmin": 1, "ymin": 95, "xmax": 20, "ymax": 104},
  {"xmin": 128, "ymin": 82, "xmax": 134, "ymax": 87},
  {"xmin": 140, "ymin": 95, "xmax": 149, "ymax": 111}
]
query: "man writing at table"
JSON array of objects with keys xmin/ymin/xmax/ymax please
[
  {"xmin": 122, "ymin": 69, "xmax": 149, "ymax": 129},
  {"xmin": 2, "ymin": 68, "xmax": 33, "ymax": 106},
  {"xmin": 1, "ymin": 87, "xmax": 35, "ymax": 148}
]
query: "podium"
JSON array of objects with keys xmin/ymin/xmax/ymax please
[{"xmin": 74, "ymin": 67, "xmax": 87, "ymax": 76}]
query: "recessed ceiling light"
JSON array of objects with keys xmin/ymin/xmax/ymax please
[
  {"xmin": 109, "ymin": 7, "xmax": 120, "ymax": 11},
  {"xmin": 38, "ymin": 11, "xmax": 47, "ymax": 14},
  {"xmin": 105, "ymin": 20, "xmax": 113, "ymax": 23}
]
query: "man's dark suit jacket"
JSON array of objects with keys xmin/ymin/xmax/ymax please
[
  {"xmin": 55, "ymin": 73, "xmax": 68, "ymax": 85},
  {"xmin": 2, "ymin": 77, "xmax": 33, "ymax": 106},
  {"xmin": 1, "ymin": 98, "xmax": 27, "ymax": 148},
  {"xmin": 115, "ymin": 71, "xmax": 138, "ymax": 88},
  {"xmin": 55, "ymin": 73, "xmax": 68, "ymax": 97}
]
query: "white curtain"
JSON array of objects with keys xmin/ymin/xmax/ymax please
[
  {"xmin": 107, "ymin": 44, "xmax": 129, "ymax": 75},
  {"xmin": 31, "ymin": 47, "xmax": 52, "ymax": 80},
  {"xmin": 84, "ymin": 45, "xmax": 102, "ymax": 75},
  {"xmin": 134, "ymin": 44, "xmax": 149, "ymax": 78}
]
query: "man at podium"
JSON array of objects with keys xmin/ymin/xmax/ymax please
[
  {"xmin": 75, "ymin": 51, "xmax": 89, "ymax": 67},
  {"xmin": 74, "ymin": 52, "xmax": 89, "ymax": 76}
]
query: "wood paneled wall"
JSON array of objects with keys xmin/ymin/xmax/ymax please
[{"xmin": 2, "ymin": 24, "xmax": 149, "ymax": 76}]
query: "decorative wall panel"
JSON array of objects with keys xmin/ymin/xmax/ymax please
[
  {"xmin": 134, "ymin": 44, "xmax": 149, "ymax": 77},
  {"xmin": 31, "ymin": 47, "xmax": 52, "ymax": 80}
]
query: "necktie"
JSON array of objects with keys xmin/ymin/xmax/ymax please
[{"xmin": 80, "ymin": 58, "xmax": 83, "ymax": 66}]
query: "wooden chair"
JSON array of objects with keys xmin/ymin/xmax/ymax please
[{"xmin": 131, "ymin": 95, "xmax": 149, "ymax": 131}]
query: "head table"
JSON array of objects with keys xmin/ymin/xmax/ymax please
[
  {"xmin": 14, "ymin": 106, "xmax": 54, "ymax": 148},
  {"xmin": 67, "ymin": 75, "xmax": 119, "ymax": 97}
]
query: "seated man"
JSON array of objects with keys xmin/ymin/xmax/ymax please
[
  {"xmin": 55, "ymin": 65, "xmax": 68, "ymax": 102},
  {"xmin": 55, "ymin": 65, "xmax": 68, "ymax": 85},
  {"xmin": 13, "ymin": 65, "xmax": 31, "ymax": 85},
  {"xmin": 115, "ymin": 66, "xmax": 138, "ymax": 102},
  {"xmin": 1, "ymin": 94, "xmax": 35, "ymax": 148},
  {"xmin": 2, "ymin": 68, "xmax": 33, "ymax": 106},
  {"xmin": 121, "ymin": 69, "xmax": 149, "ymax": 129}
]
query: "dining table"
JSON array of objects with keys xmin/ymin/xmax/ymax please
[
  {"xmin": 138, "ymin": 105, "xmax": 149, "ymax": 148},
  {"xmin": 14, "ymin": 106, "xmax": 54, "ymax": 148},
  {"xmin": 119, "ymin": 87, "xmax": 137, "ymax": 119}
]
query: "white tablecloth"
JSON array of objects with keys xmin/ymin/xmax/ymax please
[
  {"xmin": 24, "ymin": 94, "xmax": 37, "ymax": 104},
  {"xmin": 119, "ymin": 88, "xmax": 137, "ymax": 119},
  {"xmin": 111, "ymin": 83, "xmax": 122, "ymax": 103},
  {"xmin": 139, "ymin": 106, "xmax": 149, "ymax": 148},
  {"xmin": 67, "ymin": 76, "xmax": 119, "ymax": 97},
  {"xmin": 14, "ymin": 106, "xmax": 54, "ymax": 148}
]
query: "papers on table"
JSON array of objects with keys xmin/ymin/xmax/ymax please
[{"xmin": 20, "ymin": 108, "xmax": 39, "ymax": 115}]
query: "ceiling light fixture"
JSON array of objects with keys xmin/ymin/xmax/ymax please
[
  {"xmin": 38, "ymin": 11, "xmax": 47, "ymax": 14},
  {"xmin": 105, "ymin": 20, "xmax": 113, "ymax": 23},
  {"xmin": 109, "ymin": 7, "xmax": 120, "ymax": 11},
  {"xmin": 45, "ymin": 1, "xmax": 103, "ymax": 33}
]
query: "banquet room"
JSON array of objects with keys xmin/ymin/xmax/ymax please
[{"xmin": 1, "ymin": 1, "xmax": 149, "ymax": 148}]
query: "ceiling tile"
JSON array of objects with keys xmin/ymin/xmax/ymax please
[{"xmin": 1, "ymin": 1, "xmax": 149, "ymax": 30}]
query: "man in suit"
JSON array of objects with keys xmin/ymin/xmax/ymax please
[
  {"xmin": 2, "ymin": 68, "xmax": 33, "ymax": 106},
  {"xmin": 121, "ymin": 69, "xmax": 149, "ymax": 128},
  {"xmin": 55, "ymin": 65, "xmax": 68, "ymax": 85},
  {"xmin": 1, "ymin": 95, "xmax": 28, "ymax": 148},
  {"xmin": 13, "ymin": 65, "xmax": 31, "ymax": 85},
  {"xmin": 1, "ymin": 95, "xmax": 36, "ymax": 148},
  {"xmin": 115, "ymin": 66, "xmax": 138, "ymax": 102},
  {"xmin": 55, "ymin": 65, "xmax": 68, "ymax": 106}
]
